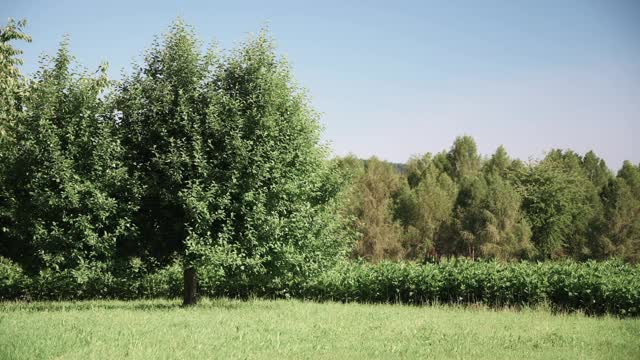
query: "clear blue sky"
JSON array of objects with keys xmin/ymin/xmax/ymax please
[{"xmin": 3, "ymin": 0, "xmax": 639, "ymax": 169}]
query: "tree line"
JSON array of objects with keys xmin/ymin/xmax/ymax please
[
  {"xmin": 339, "ymin": 138, "xmax": 640, "ymax": 263},
  {"xmin": 1, "ymin": 19, "xmax": 638, "ymax": 304}
]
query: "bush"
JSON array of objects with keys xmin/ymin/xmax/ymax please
[
  {"xmin": 0, "ymin": 257, "xmax": 29, "ymax": 300},
  {"xmin": 303, "ymin": 259, "xmax": 640, "ymax": 316},
  {"xmin": 140, "ymin": 260, "xmax": 183, "ymax": 298},
  {"xmin": 545, "ymin": 260, "xmax": 640, "ymax": 316},
  {"xmin": 1, "ymin": 258, "xmax": 638, "ymax": 317}
]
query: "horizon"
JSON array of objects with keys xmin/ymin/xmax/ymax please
[{"xmin": 3, "ymin": 0, "xmax": 639, "ymax": 170}]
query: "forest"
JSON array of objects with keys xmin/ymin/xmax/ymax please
[
  {"xmin": 340, "ymin": 139, "xmax": 640, "ymax": 263},
  {"xmin": 1, "ymin": 19, "xmax": 639, "ymax": 314}
]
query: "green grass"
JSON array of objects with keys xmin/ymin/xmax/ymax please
[{"xmin": 1, "ymin": 299, "xmax": 638, "ymax": 359}]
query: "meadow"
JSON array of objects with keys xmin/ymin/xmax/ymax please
[{"xmin": 1, "ymin": 298, "xmax": 639, "ymax": 360}]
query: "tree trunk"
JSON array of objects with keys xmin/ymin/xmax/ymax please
[{"xmin": 183, "ymin": 266, "xmax": 197, "ymax": 306}]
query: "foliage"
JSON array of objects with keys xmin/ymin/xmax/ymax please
[
  {"xmin": 463, "ymin": 174, "xmax": 535, "ymax": 260},
  {"xmin": 0, "ymin": 19, "xmax": 31, "ymax": 267},
  {"xmin": 0, "ymin": 18, "xmax": 31, "ymax": 140},
  {"xmin": 191, "ymin": 29, "xmax": 351, "ymax": 292},
  {"xmin": 113, "ymin": 20, "xmax": 352, "ymax": 296},
  {"xmin": 3, "ymin": 256, "xmax": 639, "ymax": 317},
  {"xmin": 114, "ymin": 20, "xmax": 211, "ymax": 269},
  {"xmin": 595, "ymin": 165, "xmax": 640, "ymax": 262},
  {"xmin": 0, "ymin": 34, "xmax": 136, "ymax": 274},
  {"xmin": 514, "ymin": 151, "xmax": 601, "ymax": 259},
  {"xmin": 1, "ymin": 18, "xmax": 352, "ymax": 300},
  {"xmin": 398, "ymin": 154, "xmax": 457, "ymax": 260},
  {"xmin": 0, "ymin": 257, "xmax": 29, "ymax": 300},
  {"xmin": 305, "ymin": 259, "xmax": 640, "ymax": 316},
  {"xmin": 445, "ymin": 135, "xmax": 481, "ymax": 179},
  {"xmin": 339, "ymin": 156, "xmax": 404, "ymax": 261}
]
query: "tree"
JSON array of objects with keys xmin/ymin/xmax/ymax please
[
  {"xmin": 483, "ymin": 145, "xmax": 511, "ymax": 177},
  {"xmin": 477, "ymin": 174, "xmax": 535, "ymax": 260},
  {"xmin": 596, "ymin": 177, "xmax": 640, "ymax": 261},
  {"xmin": 617, "ymin": 161, "xmax": 640, "ymax": 198},
  {"xmin": 1, "ymin": 38, "xmax": 135, "ymax": 275},
  {"xmin": 198, "ymin": 29, "xmax": 350, "ymax": 298},
  {"xmin": 515, "ymin": 152, "xmax": 598, "ymax": 259},
  {"xmin": 116, "ymin": 22, "xmax": 350, "ymax": 304},
  {"xmin": 590, "ymin": 162, "xmax": 640, "ymax": 262},
  {"xmin": 445, "ymin": 135, "xmax": 481, "ymax": 180},
  {"xmin": 115, "ymin": 22, "xmax": 212, "ymax": 303},
  {"xmin": 0, "ymin": 19, "xmax": 31, "ymax": 258},
  {"xmin": 0, "ymin": 19, "xmax": 31, "ymax": 140},
  {"xmin": 581, "ymin": 150, "xmax": 611, "ymax": 190},
  {"xmin": 397, "ymin": 155, "xmax": 457, "ymax": 260},
  {"xmin": 405, "ymin": 153, "xmax": 432, "ymax": 189},
  {"xmin": 343, "ymin": 157, "xmax": 404, "ymax": 262},
  {"xmin": 447, "ymin": 175, "xmax": 487, "ymax": 258}
]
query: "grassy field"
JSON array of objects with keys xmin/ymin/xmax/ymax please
[{"xmin": 1, "ymin": 299, "xmax": 639, "ymax": 359}]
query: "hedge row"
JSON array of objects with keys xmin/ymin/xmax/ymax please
[
  {"xmin": 304, "ymin": 260, "xmax": 640, "ymax": 316},
  {"xmin": 2, "ymin": 257, "xmax": 639, "ymax": 316}
]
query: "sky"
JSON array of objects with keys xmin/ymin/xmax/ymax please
[{"xmin": 3, "ymin": 0, "xmax": 639, "ymax": 169}]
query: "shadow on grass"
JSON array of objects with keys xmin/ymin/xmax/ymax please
[
  {"xmin": 0, "ymin": 298, "xmax": 268, "ymax": 313},
  {"xmin": 2, "ymin": 298, "xmax": 624, "ymax": 318}
]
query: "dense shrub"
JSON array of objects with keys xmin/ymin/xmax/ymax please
[
  {"xmin": 545, "ymin": 261, "xmax": 640, "ymax": 316},
  {"xmin": 303, "ymin": 260, "xmax": 548, "ymax": 306},
  {"xmin": 304, "ymin": 259, "xmax": 639, "ymax": 316},
  {"xmin": 139, "ymin": 260, "xmax": 184, "ymax": 299},
  {"xmin": 1, "ymin": 257, "xmax": 637, "ymax": 316},
  {"xmin": 0, "ymin": 257, "xmax": 29, "ymax": 300}
]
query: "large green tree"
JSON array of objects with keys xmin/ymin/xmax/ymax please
[
  {"xmin": 116, "ymin": 22, "xmax": 350, "ymax": 304},
  {"xmin": 398, "ymin": 154, "xmax": 457, "ymax": 260},
  {"xmin": 593, "ymin": 162, "xmax": 640, "ymax": 261},
  {"xmin": 115, "ymin": 21, "xmax": 215, "ymax": 304},
  {"xmin": 1, "ymin": 37, "xmax": 135, "ymax": 275},
  {"xmin": 115, "ymin": 21, "xmax": 211, "ymax": 270},
  {"xmin": 515, "ymin": 151, "xmax": 599, "ymax": 259},
  {"xmin": 0, "ymin": 19, "xmax": 31, "ymax": 257},
  {"xmin": 198, "ymin": 29, "xmax": 350, "ymax": 298},
  {"xmin": 440, "ymin": 143, "xmax": 534, "ymax": 260},
  {"xmin": 476, "ymin": 174, "xmax": 535, "ymax": 260}
]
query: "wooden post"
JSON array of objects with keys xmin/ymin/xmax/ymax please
[{"xmin": 183, "ymin": 266, "xmax": 197, "ymax": 306}]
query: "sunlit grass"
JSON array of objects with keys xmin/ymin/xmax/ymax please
[{"xmin": 1, "ymin": 298, "xmax": 638, "ymax": 359}]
